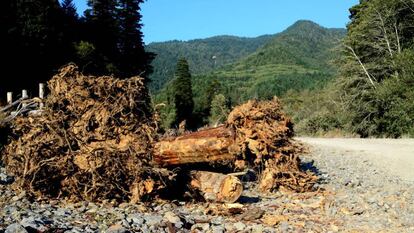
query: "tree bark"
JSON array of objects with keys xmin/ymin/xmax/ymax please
[
  {"xmin": 190, "ymin": 171, "xmax": 243, "ymax": 203},
  {"xmin": 153, "ymin": 126, "xmax": 238, "ymax": 167}
]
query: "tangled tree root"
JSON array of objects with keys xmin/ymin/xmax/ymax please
[{"xmin": 2, "ymin": 64, "xmax": 174, "ymax": 203}]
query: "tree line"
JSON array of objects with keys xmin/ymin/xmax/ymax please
[
  {"xmin": 284, "ymin": 0, "xmax": 414, "ymax": 138},
  {"xmin": 0, "ymin": 0, "xmax": 153, "ymax": 99}
]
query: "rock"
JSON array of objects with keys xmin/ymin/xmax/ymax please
[
  {"xmin": 279, "ymin": 221, "xmax": 290, "ymax": 232},
  {"xmin": 144, "ymin": 215, "xmax": 162, "ymax": 226},
  {"xmin": 251, "ymin": 224, "xmax": 264, "ymax": 233},
  {"xmin": 54, "ymin": 208, "xmax": 70, "ymax": 217},
  {"xmin": 127, "ymin": 214, "xmax": 144, "ymax": 225},
  {"xmin": 21, "ymin": 216, "xmax": 49, "ymax": 232},
  {"xmin": 211, "ymin": 225, "xmax": 225, "ymax": 233},
  {"xmin": 106, "ymin": 224, "xmax": 128, "ymax": 233},
  {"xmin": 11, "ymin": 191, "xmax": 26, "ymax": 202},
  {"xmin": 211, "ymin": 216, "xmax": 224, "ymax": 225},
  {"xmin": 233, "ymin": 222, "xmax": 246, "ymax": 231},
  {"xmin": 5, "ymin": 224, "xmax": 28, "ymax": 233},
  {"xmin": 224, "ymin": 223, "xmax": 235, "ymax": 232},
  {"xmin": 191, "ymin": 223, "xmax": 210, "ymax": 232},
  {"xmin": 164, "ymin": 211, "xmax": 181, "ymax": 224},
  {"xmin": 0, "ymin": 173, "xmax": 14, "ymax": 185}
]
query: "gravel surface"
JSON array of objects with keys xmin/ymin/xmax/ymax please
[
  {"xmin": 1, "ymin": 139, "xmax": 414, "ymax": 232},
  {"xmin": 299, "ymin": 138, "xmax": 414, "ymax": 182}
]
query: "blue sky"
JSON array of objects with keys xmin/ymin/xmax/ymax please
[{"xmin": 73, "ymin": 0, "xmax": 359, "ymax": 44}]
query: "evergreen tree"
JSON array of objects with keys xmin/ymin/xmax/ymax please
[
  {"xmin": 118, "ymin": 0, "xmax": 154, "ymax": 79},
  {"xmin": 84, "ymin": 0, "xmax": 120, "ymax": 75},
  {"xmin": 1, "ymin": 0, "xmax": 67, "ymax": 96},
  {"xmin": 60, "ymin": 0, "xmax": 80, "ymax": 65},
  {"xmin": 0, "ymin": 0, "xmax": 17, "ymax": 96},
  {"xmin": 61, "ymin": 0, "xmax": 78, "ymax": 18},
  {"xmin": 173, "ymin": 58, "xmax": 194, "ymax": 126}
]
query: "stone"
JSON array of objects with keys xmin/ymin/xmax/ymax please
[
  {"xmin": 106, "ymin": 224, "xmax": 128, "ymax": 233},
  {"xmin": 11, "ymin": 191, "xmax": 26, "ymax": 202},
  {"xmin": 55, "ymin": 208, "xmax": 70, "ymax": 217},
  {"xmin": 144, "ymin": 215, "xmax": 162, "ymax": 226},
  {"xmin": 164, "ymin": 211, "xmax": 181, "ymax": 224},
  {"xmin": 0, "ymin": 173, "xmax": 14, "ymax": 185},
  {"xmin": 233, "ymin": 222, "xmax": 246, "ymax": 232},
  {"xmin": 251, "ymin": 224, "xmax": 264, "ymax": 233},
  {"xmin": 279, "ymin": 221, "xmax": 289, "ymax": 232},
  {"xmin": 211, "ymin": 225, "xmax": 225, "ymax": 233},
  {"xmin": 191, "ymin": 223, "xmax": 210, "ymax": 232},
  {"xmin": 224, "ymin": 223, "xmax": 235, "ymax": 232},
  {"xmin": 132, "ymin": 217, "xmax": 144, "ymax": 225},
  {"xmin": 21, "ymin": 216, "xmax": 49, "ymax": 232},
  {"xmin": 5, "ymin": 224, "xmax": 28, "ymax": 233}
]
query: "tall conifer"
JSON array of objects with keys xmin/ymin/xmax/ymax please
[{"xmin": 173, "ymin": 58, "xmax": 194, "ymax": 126}]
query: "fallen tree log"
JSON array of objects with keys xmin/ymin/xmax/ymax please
[
  {"xmin": 190, "ymin": 171, "xmax": 243, "ymax": 203},
  {"xmin": 154, "ymin": 126, "xmax": 238, "ymax": 166}
]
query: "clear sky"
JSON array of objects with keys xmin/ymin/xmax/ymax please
[{"xmin": 73, "ymin": 0, "xmax": 359, "ymax": 44}]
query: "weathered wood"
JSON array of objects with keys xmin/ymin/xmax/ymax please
[
  {"xmin": 0, "ymin": 98, "xmax": 22, "ymax": 113},
  {"xmin": 153, "ymin": 126, "xmax": 238, "ymax": 166},
  {"xmin": 190, "ymin": 171, "xmax": 243, "ymax": 203},
  {"xmin": 7, "ymin": 92, "xmax": 13, "ymax": 105},
  {"xmin": 39, "ymin": 83, "xmax": 45, "ymax": 109},
  {"xmin": 22, "ymin": 90, "xmax": 28, "ymax": 108}
]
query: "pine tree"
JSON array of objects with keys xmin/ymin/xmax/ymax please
[
  {"xmin": 118, "ymin": 0, "xmax": 154, "ymax": 79},
  {"xmin": 0, "ymin": 0, "xmax": 17, "ymax": 96},
  {"xmin": 61, "ymin": 0, "xmax": 78, "ymax": 18},
  {"xmin": 173, "ymin": 58, "xmax": 194, "ymax": 126},
  {"xmin": 4, "ymin": 0, "xmax": 67, "ymax": 95},
  {"xmin": 84, "ymin": 0, "xmax": 120, "ymax": 75},
  {"xmin": 60, "ymin": 0, "xmax": 80, "ymax": 65}
]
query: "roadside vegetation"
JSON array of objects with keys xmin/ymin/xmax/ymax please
[{"xmin": 286, "ymin": 0, "xmax": 414, "ymax": 138}]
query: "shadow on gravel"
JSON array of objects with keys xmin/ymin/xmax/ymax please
[
  {"xmin": 300, "ymin": 160, "xmax": 320, "ymax": 175},
  {"xmin": 300, "ymin": 160, "xmax": 330, "ymax": 184},
  {"xmin": 238, "ymin": 196, "xmax": 261, "ymax": 204}
]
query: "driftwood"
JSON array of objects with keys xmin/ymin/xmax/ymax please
[{"xmin": 190, "ymin": 171, "xmax": 243, "ymax": 203}]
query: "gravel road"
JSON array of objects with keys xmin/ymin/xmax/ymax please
[
  {"xmin": 299, "ymin": 137, "xmax": 414, "ymax": 232},
  {"xmin": 299, "ymin": 138, "xmax": 414, "ymax": 182}
]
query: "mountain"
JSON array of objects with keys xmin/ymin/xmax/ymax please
[
  {"xmin": 146, "ymin": 35, "xmax": 273, "ymax": 92},
  {"xmin": 202, "ymin": 20, "xmax": 347, "ymax": 103}
]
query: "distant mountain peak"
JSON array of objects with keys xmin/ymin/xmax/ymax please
[
  {"xmin": 291, "ymin": 20, "xmax": 322, "ymax": 27},
  {"xmin": 283, "ymin": 20, "xmax": 326, "ymax": 34}
]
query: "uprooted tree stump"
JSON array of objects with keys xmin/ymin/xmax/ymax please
[
  {"xmin": 2, "ymin": 64, "xmax": 174, "ymax": 203},
  {"xmin": 1, "ymin": 64, "xmax": 317, "ymax": 204}
]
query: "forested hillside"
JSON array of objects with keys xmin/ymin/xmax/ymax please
[
  {"xmin": 154, "ymin": 20, "xmax": 346, "ymax": 129},
  {"xmin": 146, "ymin": 35, "xmax": 273, "ymax": 91},
  {"xmin": 203, "ymin": 20, "xmax": 346, "ymax": 103}
]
